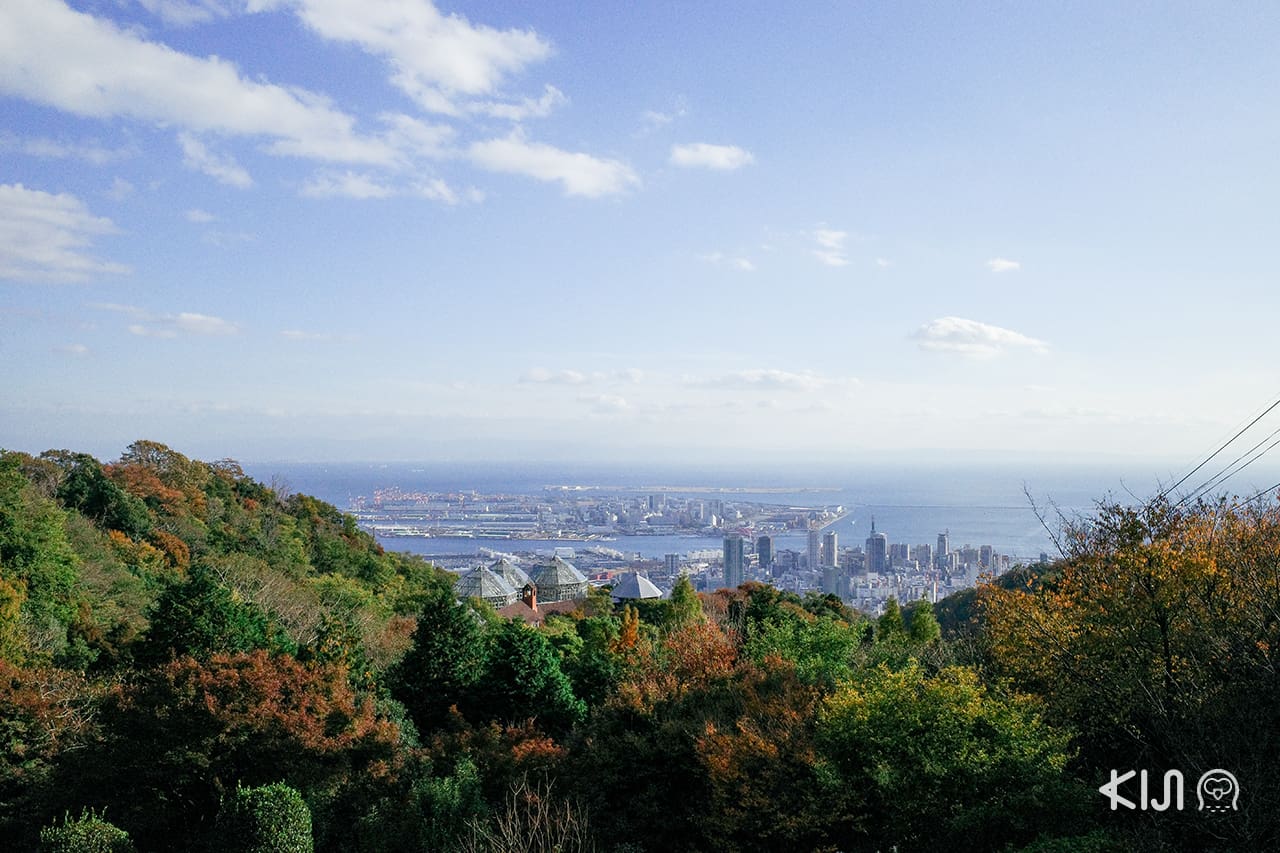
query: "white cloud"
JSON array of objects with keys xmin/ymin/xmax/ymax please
[
  {"xmin": 0, "ymin": 132, "xmax": 134, "ymax": 165},
  {"xmin": 55, "ymin": 342, "xmax": 90, "ymax": 356},
  {"xmin": 0, "ymin": 1, "xmax": 397, "ymax": 165},
  {"xmin": 987, "ymin": 257, "xmax": 1021, "ymax": 273},
  {"xmin": 699, "ymin": 251, "xmax": 755, "ymax": 272},
  {"xmin": 669, "ymin": 142, "xmax": 754, "ymax": 171},
  {"xmin": 179, "ymin": 133, "xmax": 253, "ymax": 187},
  {"xmin": 0, "ymin": 183, "xmax": 129, "ymax": 282},
  {"xmin": 812, "ymin": 227, "xmax": 848, "ymax": 267},
  {"xmin": 469, "ymin": 132, "xmax": 639, "ymax": 198},
  {"xmin": 185, "ymin": 208, "xmax": 216, "ymax": 223},
  {"xmin": 264, "ymin": 0, "xmax": 553, "ymax": 115},
  {"xmin": 913, "ymin": 316, "xmax": 1047, "ymax": 358},
  {"xmin": 97, "ymin": 302, "xmax": 240, "ymax": 337},
  {"xmin": 875, "ymin": 257, "xmax": 892, "ymax": 268}
]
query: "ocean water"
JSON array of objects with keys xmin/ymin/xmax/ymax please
[{"xmin": 242, "ymin": 460, "xmax": 1176, "ymax": 563}]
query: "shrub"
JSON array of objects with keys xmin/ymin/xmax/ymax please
[
  {"xmin": 39, "ymin": 809, "xmax": 134, "ymax": 852},
  {"xmin": 217, "ymin": 782, "xmax": 313, "ymax": 853}
]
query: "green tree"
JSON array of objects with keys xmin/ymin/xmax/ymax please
[
  {"xmin": 0, "ymin": 453, "xmax": 80, "ymax": 658},
  {"xmin": 137, "ymin": 564, "xmax": 293, "ymax": 662},
  {"xmin": 54, "ymin": 455, "xmax": 151, "ymax": 540},
  {"xmin": 389, "ymin": 587, "xmax": 487, "ymax": 733},
  {"xmin": 667, "ymin": 574, "xmax": 703, "ymax": 629},
  {"xmin": 817, "ymin": 661, "xmax": 1087, "ymax": 853},
  {"xmin": 876, "ymin": 596, "xmax": 905, "ymax": 640},
  {"xmin": 473, "ymin": 620, "xmax": 585, "ymax": 734},
  {"xmin": 904, "ymin": 599, "xmax": 941, "ymax": 645}
]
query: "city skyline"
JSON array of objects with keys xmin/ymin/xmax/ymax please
[{"xmin": 4, "ymin": 2, "xmax": 1280, "ymax": 466}]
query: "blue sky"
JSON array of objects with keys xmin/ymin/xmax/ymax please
[{"xmin": 2, "ymin": 1, "xmax": 1279, "ymax": 467}]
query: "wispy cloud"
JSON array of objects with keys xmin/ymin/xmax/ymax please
[
  {"xmin": 691, "ymin": 369, "xmax": 857, "ymax": 393},
  {"xmin": 0, "ymin": 183, "xmax": 129, "ymax": 282},
  {"xmin": 300, "ymin": 169, "xmax": 466, "ymax": 204},
  {"xmin": 470, "ymin": 84, "xmax": 567, "ymax": 121},
  {"xmin": 179, "ymin": 133, "xmax": 253, "ymax": 188},
  {"xmin": 138, "ymin": 0, "xmax": 235, "ymax": 27},
  {"xmin": 639, "ymin": 101, "xmax": 686, "ymax": 133},
  {"xmin": 522, "ymin": 367, "xmax": 644, "ymax": 385},
  {"xmin": 699, "ymin": 251, "xmax": 755, "ymax": 272},
  {"xmin": 913, "ymin": 316, "xmax": 1047, "ymax": 358},
  {"xmin": 95, "ymin": 303, "xmax": 240, "ymax": 337},
  {"xmin": 578, "ymin": 393, "xmax": 629, "ymax": 413},
  {"xmin": 986, "ymin": 257, "xmax": 1021, "ymax": 273},
  {"xmin": 522, "ymin": 368, "xmax": 590, "ymax": 385},
  {"xmin": 811, "ymin": 227, "xmax": 848, "ymax": 267},
  {"xmin": 669, "ymin": 142, "xmax": 754, "ymax": 171},
  {"xmin": 185, "ymin": 208, "xmax": 216, "ymax": 223},
  {"xmin": 54, "ymin": 342, "xmax": 90, "ymax": 356},
  {"xmin": 469, "ymin": 132, "xmax": 639, "ymax": 198},
  {"xmin": 0, "ymin": 132, "xmax": 134, "ymax": 165},
  {"xmin": 104, "ymin": 177, "xmax": 135, "ymax": 201},
  {"xmin": 280, "ymin": 329, "xmax": 360, "ymax": 342}
]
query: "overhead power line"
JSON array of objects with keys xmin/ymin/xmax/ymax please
[{"xmin": 1159, "ymin": 391, "xmax": 1280, "ymax": 502}]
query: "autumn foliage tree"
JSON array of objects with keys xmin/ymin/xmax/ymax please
[{"xmin": 46, "ymin": 651, "xmax": 402, "ymax": 851}]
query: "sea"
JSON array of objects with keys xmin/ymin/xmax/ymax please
[{"xmin": 239, "ymin": 459, "xmax": 1199, "ymax": 565}]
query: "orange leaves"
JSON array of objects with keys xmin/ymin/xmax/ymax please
[{"xmin": 136, "ymin": 650, "xmax": 400, "ymax": 757}]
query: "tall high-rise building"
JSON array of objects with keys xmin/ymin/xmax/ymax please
[
  {"xmin": 866, "ymin": 517, "xmax": 888, "ymax": 574},
  {"xmin": 915, "ymin": 543, "xmax": 933, "ymax": 568},
  {"xmin": 807, "ymin": 526, "xmax": 821, "ymax": 571},
  {"xmin": 756, "ymin": 535, "xmax": 773, "ymax": 571},
  {"xmin": 822, "ymin": 531, "xmax": 838, "ymax": 567},
  {"xmin": 822, "ymin": 565, "xmax": 841, "ymax": 596},
  {"xmin": 723, "ymin": 534, "xmax": 745, "ymax": 590},
  {"xmin": 979, "ymin": 544, "xmax": 994, "ymax": 569},
  {"xmin": 665, "ymin": 553, "xmax": 680, "ymax": 576},
  {"xmin": 936, "ymin": 531, "xmax": 950, "ymax": 570}
]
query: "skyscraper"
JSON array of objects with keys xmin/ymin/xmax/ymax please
[
  {"xmin": 866, "ymin": 517, "xmax": 888, "ymax": 574},
  {"xmin": 936, "ymin": 531, "xmax": 950, "ymax": 571},
  {"xmin": 807, "ymin": 526, "xmax": 821, "ymax": 571},
  {"xmin": 822, "ymin": 531, "xmax": 838, "ymax": 567},
  {"xmin": 723, "ymin": 533, "xmax": 745, "ymax": 590},
  {"xmin": 756, "ymin": 535, "xmax": 773, "ymax": 571}
]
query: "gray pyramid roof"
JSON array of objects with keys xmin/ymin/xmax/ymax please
[
  {"xmin": 532, "ymin": 555, "xmax": 587, "ymax": 586},
  {"xmin": 530, "ymin": 555, "xmax": 588, "ymax": 602},
  {"xmin": 610, "ymin": 571, "xmax": 663, "ymax": 601},
  {"xmin": 454, "ymin": 566, "xmax": 517, "ymax": 606},
  {"xmin": 489, "ymin": 558, "xmax": 530, "ymax": 590}
]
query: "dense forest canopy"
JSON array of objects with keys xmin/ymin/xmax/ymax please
[{"xmin": 1, "ymin": 441, "xmax": 1275, "ymax": 851}]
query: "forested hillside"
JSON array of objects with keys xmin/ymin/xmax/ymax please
[{"xmin": 1, "ymin": 442, "xmax": 1275, "ymax": 851}]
